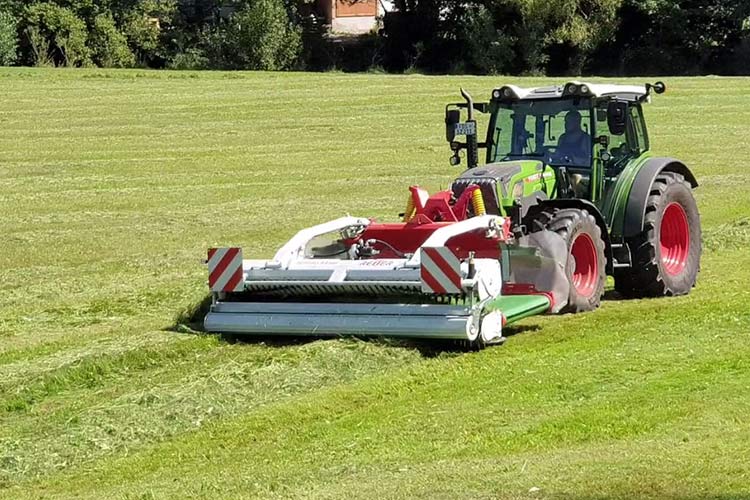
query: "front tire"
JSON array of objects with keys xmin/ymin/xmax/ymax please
[
  {"xmin": 534, "ymin": 208, "xmax": 607, "ymax": 313},
  {"xmin": 615, "ymin": 172, "xmax": 701, "ymax": 297}
]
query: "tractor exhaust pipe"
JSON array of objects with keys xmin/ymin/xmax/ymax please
[{"xmin": 461, "ymin": 88, "xmax": 479, "ymax": 169}]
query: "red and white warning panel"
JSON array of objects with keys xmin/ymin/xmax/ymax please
[
  {"xmin": 420, "ymin": 247, "xmax": 462, "ymax": 294},
  {"xmin": 208, "ymin": 247, "xmax": 245, "ymax": 293}
]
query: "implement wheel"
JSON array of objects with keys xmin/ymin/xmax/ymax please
[{"xmin": 615, "ymin": 172, "xmax": 701, "ymax": 297}]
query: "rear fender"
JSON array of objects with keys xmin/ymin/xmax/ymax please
[{"xmin": 620, "ymin": 157, "xmax": 698, "ymax": 239}]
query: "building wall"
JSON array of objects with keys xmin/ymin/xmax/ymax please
[
  {"xmin": 320, "ymin": 0, "xmax": 394, "ymax": 34},
  {"xmin": 331, "ymin": 16, "xmax": 377, "ymax": 34},
  {"xmin": 335, "ymin": 0, "xmax": 377, "ymax": 17}
]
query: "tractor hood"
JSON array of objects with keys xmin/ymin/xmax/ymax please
[{"xmin": 451, "ymin": 160, "xmax": 554, "ymax": 214}]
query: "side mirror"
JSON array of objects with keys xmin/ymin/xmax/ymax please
[
  {"xmin": 646, "ymin": 81, "xmax": 666, "ymax": 95},
  {"xmin": 445, "ymin": 109, "xmax": 460, "ymax": 142},
  {"xmin": 607, "ymin": 101, "xmax": 627, "ymax": 136}
]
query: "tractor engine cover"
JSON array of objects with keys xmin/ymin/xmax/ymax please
[{"xmin": 450, "ymin": 161, "xmax": 546, "ymax": 214}]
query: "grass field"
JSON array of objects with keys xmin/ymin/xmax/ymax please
[{"xmin": 1, "ymin": 68, "xmax": 750, "ymax": 499}]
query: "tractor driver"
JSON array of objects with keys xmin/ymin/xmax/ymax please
[{"xmin": 554, "ymin": 110, "xmax": 591, "ymax": 164}]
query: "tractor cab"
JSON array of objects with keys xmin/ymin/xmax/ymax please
[
  {"xmin": 487, "ymin": 96, "xmax": 595, "ymax": 198},
  {"xmin": 446, "ymin": 82, "xmax": 665, "ymax": 210}
]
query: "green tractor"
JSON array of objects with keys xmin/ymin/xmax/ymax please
[{"xmin": 445, "ymin": 81, "xmax": 701, "ymax": 312}]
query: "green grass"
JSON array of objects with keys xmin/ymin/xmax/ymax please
[{"xmin": 1, "ymin": 68, "xmax": 749, "ymax": 499}]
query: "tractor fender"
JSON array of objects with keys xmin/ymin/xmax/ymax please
[
  {"xmin": 534, "ymin": 199, "xmax": 613, "ymax": 274},
  {"xmin": 622, "ymin": 157, "xmax": 698, "ymax": 239}
]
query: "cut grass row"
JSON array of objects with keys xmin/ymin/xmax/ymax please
[{"xmin": 5, "ymin": 249, "xmax": 749, "ymax": 498}]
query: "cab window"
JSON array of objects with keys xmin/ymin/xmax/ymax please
[
  {"xmin": 594, "ymin": 100, "xmax": 643, "ymax": 170},
  {"xmin": 488, "ymin": 99, "xmax": 593, "ymax": 168},
  {"xmin": 629, "ymin": 105, "xmax": 649, "ymax": 153}
]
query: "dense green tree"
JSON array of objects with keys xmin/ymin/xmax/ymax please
[
  {"xmin": 202, "ymin": 0, "xmax": 302, "ymax": 70},
  {"xmin": 480, "ymin": 0, "xmax": 622, "ymax": 74},
  {"xmin": 230, "ymin": 0, "xmax": 300, "ymax": 70},
  {"xmin": 0, "ymin": 10, "xmax": 17, "ymax": 65},
  {"xmin": 382, "ymin": 0, "xmax": 622, "ymax": 74},
  {"xmin": 25, "ymin": 2, "xmax": 90, "ymax": 66},
  {"xmin": 89, "ymin": 13, "xmax": 135, "ymax": 67},
  {"xmin": 0, "ymin": 0, "xmax": 748, "ymax": 75},
  {"xmin": 455, "ymin": 4, "xmax": 513, "ymax": 74},
  {"xmin": 119, "ymin": 0, "xmax": 176, "ymax": 66},
  {"xmin": 602, "ymin": 0, "xmax": 750, "ymax": 74}
]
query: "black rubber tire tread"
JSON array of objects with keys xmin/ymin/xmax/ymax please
[
  {"xmin": 614, "ymin": 171, "xmax": 701, "ymax": 297},
  {"xmin": 528, "ymin": 208, "xmax": 607, "ymax": 313}
]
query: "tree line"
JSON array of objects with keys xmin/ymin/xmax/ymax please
[{"xmin": 0, "ymin": 0, "xmax": 748, "ymax": 75}]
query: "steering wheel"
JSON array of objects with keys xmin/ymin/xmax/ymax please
[
  {"xmin": 549, "ymin": 147, "xmax": 574, "ymax": 164},
  {"xmin": 541, "ymin": 146, "xmax": 556, "ymax": 164}
]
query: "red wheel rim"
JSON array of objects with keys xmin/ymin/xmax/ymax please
[
  {"xmin": 570, "ymin": 233, "xmax": 598, "ymax": 297},
  {"xmin": 660, "ymin": 202, "xmax": 690, "ymax": 276}
]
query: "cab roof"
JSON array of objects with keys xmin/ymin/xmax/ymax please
[{"xmin": 493, "ymin": 81, "xmax": 651, "ymax": 103}]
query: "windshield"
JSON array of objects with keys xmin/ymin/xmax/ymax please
[{"xmin": 488, "ymin": 98, "xmax": 593, "ymax": 168}]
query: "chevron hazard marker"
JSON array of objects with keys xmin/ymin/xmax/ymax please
[
  {"xmin": 420, "ymin": 247, "xmax": 462, "ymax": 294},
  {"xmin": 208, "ymin": 247, "xmax": 245, "ymax": 292}
]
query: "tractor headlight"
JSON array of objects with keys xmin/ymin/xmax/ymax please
[
  {"xmin": 563, "ymin": 82, "xmax": 594, "ymax": 97},
  {"xmin": 492, "ymin": 86, "xmax": 519, "ymax": 101}
]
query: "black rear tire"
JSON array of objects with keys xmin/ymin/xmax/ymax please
[
  {"xmin": 531, "ymin": 208, "xmax": 607, "ymax": 313},
  {"xmin": 615, "ymin": 172, "xmax": 701, "ymax": 297}
]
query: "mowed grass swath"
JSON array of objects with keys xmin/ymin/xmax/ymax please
[{"xmin": 0, "ymin": 68, "xmax": 749, "ymax": 499}]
